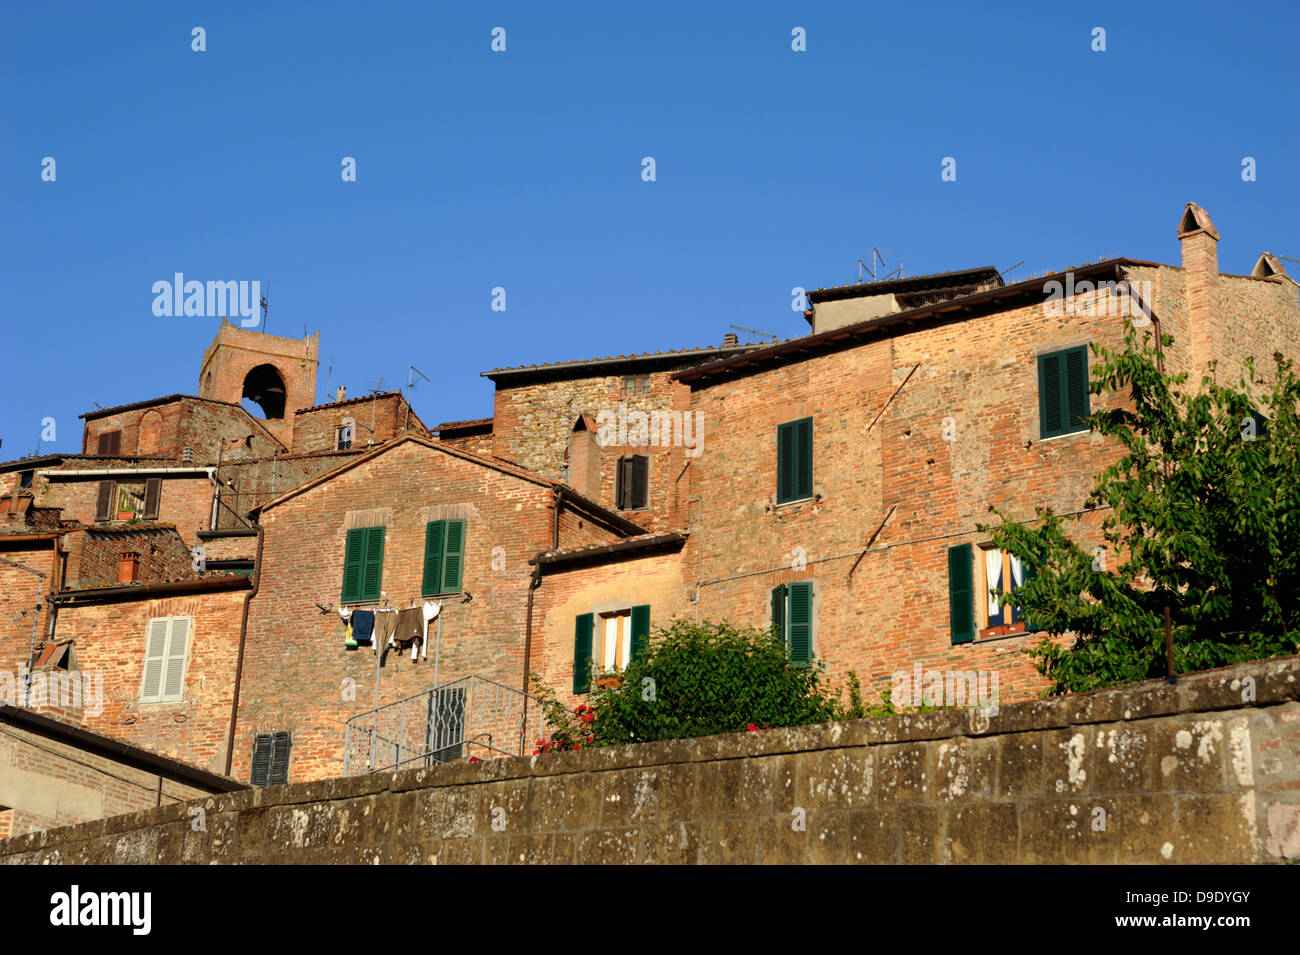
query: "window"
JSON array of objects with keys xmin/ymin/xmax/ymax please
[
  {"xmin": 94, "ymin": 480, "xmax": 116, "ymax": 521},
  {"xmin": 1038, "ymin": 346, "xmax": 1090, "ymax": 438},
  {"xmin": 615, "ymin": 455, "xmax": 649, "ymax": 510},
  {"xmin": 96, "ymin": 430, "xmax": 122, "ymax": 455},
  {"xmin": 103, "ymin": 478, "xmax": 160, "ymax": 520},
  {"xmin": 573, "ymin": 606, "xmax": 649, "ymax": 691},
  {"xmin": 770, "ymin": 581, "xmax": 813, "ymax": 665},
  {"xmin": 623, "ymin": 374, "xmax": 650, "ymax": 396},
  {"xmin": 250, "ymin": 731, "xmax": 291, "ymax": 786},
  {"xmin": 140, "ymin": 616, "xmax": 191, "ymax": 703},
  {"xmin": 19, "ymin": 471, "xmax": 33, "ymax": 490},
  {"xmin": 341, "ymin": 525, "xmax": 386, "ymax": 603},
  {"xmin": 429, "ymin": 686, "xmax": 466, "ymax": 763},
  {"xmin": 776, "ymin": 418, "xmax": 813, "ymax": 504},
  {"xmin": 948, "ymin": 543, "xmax": 1037, "ymax": 644},
  {"xmin": 336, "ymin": 424, "xmax": 353, "ymax": 451},
  {"xmin": 422, "ymin": 519, "xmax": 465, "ymax": 596}
]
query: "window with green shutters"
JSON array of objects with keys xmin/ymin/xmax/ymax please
[
  {"xmin": 776, "ymin": 418, "xmax": 813, "ymax": 504},
  {"xmin": 422, "ymin": 519, "xmax": 466, "ymax": 596},
  {"xmin": 573, "ymin": 613, "xmax": 593, "ymax": 693},
  {"xmin": 948, "ymin": 543, "xmax": 975, "ymax": 644},
  {"xmin": 769, "ymin": 581, "xmax": 813, "ymax": 664},
  {"xmin": 629, "ymin": 605, "xmax": 650, "ymax": 664},
  {"xmin": 250, "ymin": 731, "xmax": 291, "ymax": 787},
  {"xmin": 1038, "ymin": 346, "xmax": 1090, "ymax": 439},
  {"xmin": 341, "ymin": 525, "xmax": 385, "ymax": 603}
]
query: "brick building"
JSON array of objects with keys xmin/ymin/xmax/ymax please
[{"xmin": 1, "ymin": 200, "xmax": 1296, "ymax": 794}]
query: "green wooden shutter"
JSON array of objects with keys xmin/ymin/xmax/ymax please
[
  {"xmin": 268, "ymin": 731, "xmax": 291, "ymax": 785},
  {"xmin": 573, "ymin": 614, "xmax": 594, "ymax": 693},
  {"xmin": 140, "ymin": 618, "xmax": 169, "ymax": 702},
  {"xmin": 795, "ymin": 418, "xmax": 813, "ymax": 500},
  {"xmin": 770, "ymin": 584, "xmax": 787, "ymax": 643},
  {"xmin": 250, "ymin": 734, "xmax": 272, "ymax": 786},
  {"xmin": 788, "ymin": 582, "xmax": 813, "ymax": 664},
  {"xmin": 777, "ymin": 422, "xmax": 796, "ymax": 502},
  {"xmin": 423, "ymin": 521, "xmax": 445, "ymax": 595},
  {"xmin": 630, "ymin": 605, "xmax": 650, "ymax": 663},
  {"xmin": 361, "ymin": 526, "xmax": 385, "ymax": 601},
  {"xmin": 341, "ymin": 528, "xmax": 366, "ymax": 602},
  {"xmin": 1039, "ymin": 353, "xmax": 1064, "ymax": 438},
  {"xmin": 948, "ymin": 544, "xmax": 975, "ymax": 644},
  {"xmin": 441, "ymin": 519, "xmax": 465, "ymax": 593},
  {"xmin": 1065, "ymin": 347, "xmax": 1089, "ymax": 431}
]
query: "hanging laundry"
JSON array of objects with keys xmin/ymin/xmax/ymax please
[
  {"xmin": 382, "ymin": 607, "xmax": 425, "ymax": 667},
  {"xmin": 351, "ymin": 610, "xmax": 375, "ymax": 647},
  {"xmin": 374, "ymin": 608, "xmax": 397, "ymax": 655}
]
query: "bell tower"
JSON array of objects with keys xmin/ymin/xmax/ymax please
[{"xmin": 198, "ymin": 319, "xmax": 320, "ymax": 447}]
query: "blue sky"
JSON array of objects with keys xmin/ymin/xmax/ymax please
[{"xmin": 2, "ymin": 0, "xmax": 1296, "ymax": 456}]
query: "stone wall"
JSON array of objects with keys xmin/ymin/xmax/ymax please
[{"xmin": 4, "ymin": 657, "xmax": 1297, "ymax": 864}]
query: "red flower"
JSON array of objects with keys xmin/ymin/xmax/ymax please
[{"xmin": 747, "ymin": 724, "xmax": 760, "ymax": 732}]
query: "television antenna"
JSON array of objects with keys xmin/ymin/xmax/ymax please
[
  {"xmin": 364, "ymin": 377, "xmax": 386, "ymax": 395},
  {"xmin": 259, "ymin": 279, "xmax": 271, "ymax": 334},
  {"xmin": 729, "ymin": 323, "xmax": 779, "ymax": 341},
  {"xmin": 858, "ymin": 248, "xmax": 903, "ymax": 284},
  {"xmin": 403, "ymin": 366, "xmax": 431, "ymax": 432}
]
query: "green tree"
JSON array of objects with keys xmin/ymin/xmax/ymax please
[{"xmin": 982, "ymin": 325, "xmax": 1300, "ymax": 694}]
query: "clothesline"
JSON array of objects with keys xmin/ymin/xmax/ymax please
[{"xmin": 337, "ymin": 600, "xmax": 441, "ymax": 665}]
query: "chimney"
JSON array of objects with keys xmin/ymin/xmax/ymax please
[
  {"xmin": 722, "ymin": 332, "xmax": 739, "ymax": 347},
  {"xmin": 1177, "ymin": 202, "xmax": 1220, "ymax": 372},
  {"xmin": 336, "ymin": 386, "xmax": 347, "ymax": 403},
  {"xmin": 118, "ymin": 552, "xmax": 140, "ymax": 583}
]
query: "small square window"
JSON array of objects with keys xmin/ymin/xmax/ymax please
[
  {"xmin": 623, "ymin": 374, "xmax": 650, "ymax": 396},
  {"xmin": 19, "ymin": 471, "xmax": 33, "ymax": 489}
]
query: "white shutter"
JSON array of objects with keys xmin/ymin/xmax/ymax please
[
  {"xmin": 140, "ymin": 618, "xmax": 169, "ymax": 702},
  {"xmin": 162, "ymin": 617, "xmax": 191, "ymax": 702}
]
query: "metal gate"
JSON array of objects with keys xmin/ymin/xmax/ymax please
[{"xmin": 342, "ymin": 675, "xmax": 544, "ymax": 776}]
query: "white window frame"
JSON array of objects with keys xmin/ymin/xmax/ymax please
[{"xmin": 599, "ymin": 609, "xmax": 632, "ymax": 673}]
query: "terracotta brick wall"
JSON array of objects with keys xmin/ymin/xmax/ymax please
[
  {"xmin": 63, "ymin": 527, "xmax": 197, "ymax": 590},
  {"xmin": 50, "ymin": 588, "xmax": 249, "ymax": 774},
  {"xmin": 291, "ymin": 394, "xmax": 429, "ymax": 453},
  {"xmin": 40, "ymin": 474, "xmax": 215, "ymax": 546},
  {"xmin": 0, "ymin": 541, "xmax": 56, "ymax": 684},
  {"xmin": 232, "ymin": 440, "xmax": 613, "ymax": 782},
  {"xmin": 679, "ymin": 278, "xmax": 1192, "ymax": 704}
]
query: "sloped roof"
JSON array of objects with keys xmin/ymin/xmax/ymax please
[
  {"xmin": 481, "ymin": 343, "xmax": 760, "ymax": 381},
  {"xmin": 250, "ymin": 434, "xmax": 647, "ymax": 536},
  {"xmin": 676, "ymin": 258, "xmax": 1166, "ymax": 385}
]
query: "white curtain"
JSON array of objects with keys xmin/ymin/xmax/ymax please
[
  {"xmin": 1009, "ymin": 555, "xmax": 1025, "ymax": 622},
  {"xmin": 985, "ymin": 548, "xmax": 1004, "ymax": 621}
]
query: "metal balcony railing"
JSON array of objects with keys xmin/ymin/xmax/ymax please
[{"xmin": 342, "ymin": 675, "xmax": 545, "ymax": 776}]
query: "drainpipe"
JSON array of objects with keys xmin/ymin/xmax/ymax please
[
  {"xmin": 223, "ymin": 523, "xmax": 264, "ymax": 778},
  {"xmin": 519, "ymin": 488, "xmax": 561, "ymax": 745}
]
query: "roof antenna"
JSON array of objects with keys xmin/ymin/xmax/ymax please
[
  {"xmin": 404, "ymin": 365, "xmax": 431, "ymax": 432},
  {"xmin": 858, "ymin": 248, "xmax": 902, "ymax": 284},
  {"xmin": 259, "ymin": 279, "xmax": 271, "ymax": 334},
  {"xmin": 729, "ymin": 323, "xmax": 779, "ymax": 341}
]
